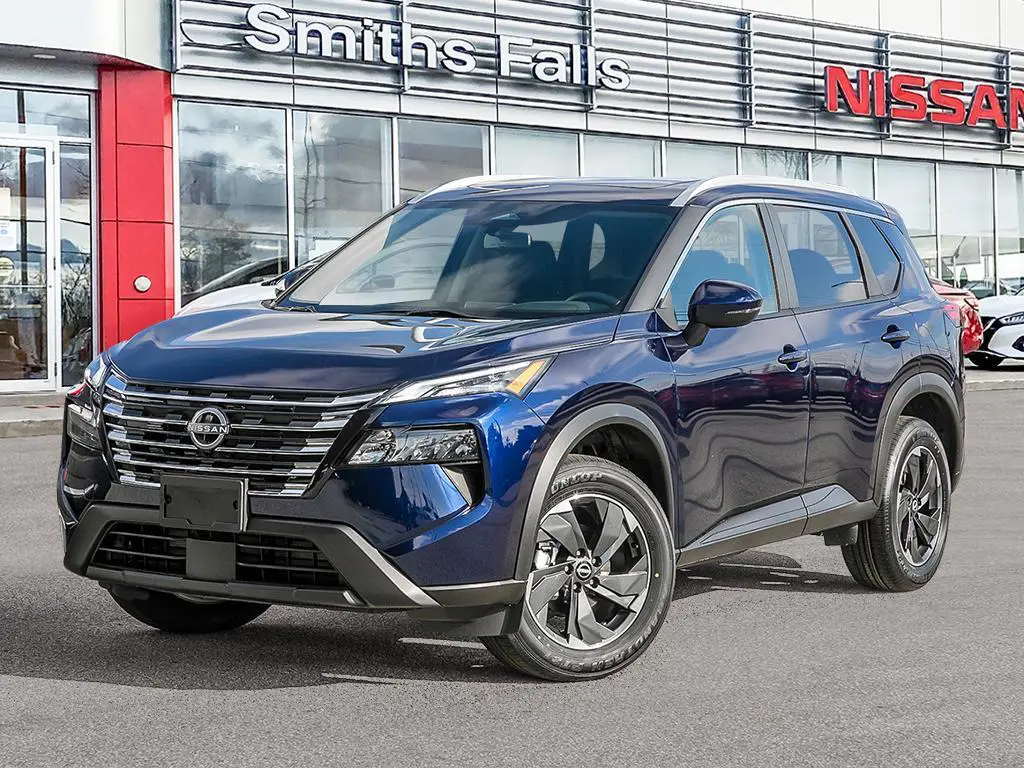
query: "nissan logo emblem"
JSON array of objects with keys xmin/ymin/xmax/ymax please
[{"xmin": 186, "ymin": 406, "xmax": 231, "ymax": 450}]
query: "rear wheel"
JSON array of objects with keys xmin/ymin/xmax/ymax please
[
  {"xmin": 968, "ymin": 353, "xmax": 1003, "ymax": 370},
  {"xmin": 842, "ymin": 416, "xmax": 951, "ymax": 591},
  {"xmin": 109, "ymin": 588, "xmax": 270, "ymax": 633},
  {"xmin": 482, "ymin": 455, "xmax": 674, "ymax": 681}
]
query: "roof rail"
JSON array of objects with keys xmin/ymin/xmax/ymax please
[
  {"xmin": 408, "ymin": 175, "xmax": 543, "ymax": 204},
  {"xmin": 670, "ymin": 175, "xmax": 860, "ymax": 207}
]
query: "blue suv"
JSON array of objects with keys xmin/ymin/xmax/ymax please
[{"xmin": 59, "ymin": 176, "xmax": 965, "ymax": 681}]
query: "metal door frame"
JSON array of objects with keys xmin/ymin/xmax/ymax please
[{"xmin": 0, "ymin": 133, "xmax": 60, "ymax": 393}]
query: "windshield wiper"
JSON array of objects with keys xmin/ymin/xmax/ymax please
[
  {"xmin": 376, "ymin": 308, "xmax": 482, "ymax": 320},
  {"xmin": 268, "ymin": 300, "xmax": 316, "ymax": 312}
]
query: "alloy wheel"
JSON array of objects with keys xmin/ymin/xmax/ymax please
[
  {"xmin": 894, "ymin": 445, "xmax": 946, "ymax": 568},
  {"xmin": 527, "ymin": 493, "xmax": 652, "ymax": 650}
]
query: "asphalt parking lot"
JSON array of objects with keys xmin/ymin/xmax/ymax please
[{"xmin": 2, "ymin": 390, "xmax": 1022, "ymax": 768}]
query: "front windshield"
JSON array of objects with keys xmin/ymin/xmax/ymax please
[{"xmin": 284, "ymin": 200, "xmax": 677, "ymax": 318}]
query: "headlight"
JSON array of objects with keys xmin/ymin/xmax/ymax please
[
  {"xmin": 1000, "ymin": 312, "xmax": 1024, "ymax": 326},
  {"xmin": 380, "ymin": 358, "xmax": 551, "ymax": 404},
  {"xmin": 66, "ymin": 398, "xmax": 102, "ymax": 451},
  {"xmin": 65, "ymin": 354, "xmax": 107, "ymax": 451},
  {"xmin": 347, "ymin": 427, "xmax": 480, "ymax": 466}
]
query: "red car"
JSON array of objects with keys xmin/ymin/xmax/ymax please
[{"xmin": 932, "ymin": 280, "xmax": 982, "ymax": 355}]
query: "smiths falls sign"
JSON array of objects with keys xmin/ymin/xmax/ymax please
[{"xmin": 243, "ymin": 3, "xmax": 632, "ymax": 91}]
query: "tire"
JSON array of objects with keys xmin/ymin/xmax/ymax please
[
  {"xmin": 482, "ymin": 454, "xmax": 675, "ymax": 681},
  {"xmin": 109, "ymin": 588, "xmax": 270, "ymax": 633},
  {"xmin": 842, "ymin": 416, "xmax": 951, "ymax": 592},
  {"xmin": 968, "ymin": 353, "xmax": 1003, "ymax": 370}
]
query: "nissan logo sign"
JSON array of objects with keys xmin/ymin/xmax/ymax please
[{"xmin": 186, "ymin": 407, "xmax": 231, "ymax": 450}]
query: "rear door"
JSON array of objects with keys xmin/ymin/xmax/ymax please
[
  {"xmin": 663, "ymin": 203, "xmax": 810, "ymax": 544},
  {"xmin": 768, "ymin": 203, "xmax": 911, "ymax": 502}
]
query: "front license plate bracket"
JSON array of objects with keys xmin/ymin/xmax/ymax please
[{"xmin": 161, "ymin": 475, "xmax": 248, "ymax": 533}]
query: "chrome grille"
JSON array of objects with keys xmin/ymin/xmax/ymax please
[{"xmin": 101, "ymin": 373, "xmax": 380, "ymax": 497}]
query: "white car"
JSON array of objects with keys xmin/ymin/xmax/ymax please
[
  {"xmin": 176, "ymin": 279, "xmax": 277, "ymax": 316},
  {"xmin": 176, "ymin": 258, "xmax": 323, "ymax": 317},
  {"xmin": 972, "ymin": 288, "xmax": 1024, "ymax": 368},
  {"xmin": 176, "ymin": 238, "xmax": 452, "ymax": 317}
]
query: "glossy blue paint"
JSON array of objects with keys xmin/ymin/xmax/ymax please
[
  {"xmin": 664, "ymin": 312, "xmax": 810, "ymax": 542},
  {"xmin": 109, "ymin": 309, "xmax": 619, "ymax": 392},
  {"xmin": 60, "ymin": 177, "xmax": 965, "ymax": 595}
]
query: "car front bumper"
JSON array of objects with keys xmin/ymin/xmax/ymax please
[
  {"xmin": 60, "ymin": 497, "xmax": 526, "ymax": 633},
  {"xmin": 978, "ymin": 323, "xmax": 1024, "ymax": 360}
]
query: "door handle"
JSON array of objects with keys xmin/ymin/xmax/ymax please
[
  {"xmin": 778, "ymin": 348, "xmax": 808, "ymax": 367},
  {"xmin": 881, "ymin": 327, "xmax": 911, "ymax": 346}
]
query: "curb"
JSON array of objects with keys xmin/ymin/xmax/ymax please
[
  {"xmin": 0, "ymin": 418, "xmax": 64, "ymax": 439},
  {"xmin": 965, "ymin": 379, "xmax": 1024, "ymax": 392}
]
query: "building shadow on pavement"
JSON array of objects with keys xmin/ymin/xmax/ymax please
[{"xmin": 0, "ymin": 548, "xmax": 862, "ymax": 691}]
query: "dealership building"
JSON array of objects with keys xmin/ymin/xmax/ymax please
[{"xmin": 3, "ymin": 0, "xmax": 1024, "ymax": 392}]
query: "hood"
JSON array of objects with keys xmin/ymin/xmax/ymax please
[
  {"xmin": 108, "ymin": 307, "xmax": 618, "ymax": 392},
  {"xmin": 977, "ymin": 294, "xmax": 1024, "ymax": 319}
]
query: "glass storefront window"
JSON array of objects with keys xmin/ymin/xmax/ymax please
[
  {"xmin": 0, "ymin": 89, "xmax": 90, "ymax": 138},
  {"xmin": 0, "ymin": 146, "xmax": 48, "ymax": 382},
  {"xmin": 741, "ymin": 147, "xmax": 808, "ymax": 179},
  {"xmin": 583, "ymin": 135, "xmax": 659, "ymax": 177},
  {"xmin": 997, "ymin": 169, "xmax": 1024, "ymax": 294},
  {"xmin": 495, "ymin": 128, "xmax": 578, "ymax": 176},
  {"xmin": 876, "ymin": 159, "xmax": 938, "ymax": 278},
  {"xmin": 178, "ymin": 102, "xmax": 288, "ymax": 306},
  {"xmin": 294, "ymin": 112, "xmax": 391, "ymax": 264},
  {"xmin": 938, "ymin": 164, "xmax": 995, "ymax": 293},
  {"xmin": 59, "ymin": 145, "xmax": 92, "ymax": 386},
  {"xmin": 665, "ymin": 143, "xmax": 737, "ymax": 178},
  {"xmin": 811, "ymin": 154, "xmax": 874, "ymax": 198},
  {"xmin": 398, "ymin": 120, "xmax": 487, "ymax": 202}
]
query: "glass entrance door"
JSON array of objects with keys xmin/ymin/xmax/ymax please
[{"xmin": 0, "ymin": 137, "xmax": 58, "ymax": 392}]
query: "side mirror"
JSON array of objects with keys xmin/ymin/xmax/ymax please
[{"xmin": 683, "ymin": 279, "xmax": 762, "ymax": 346}]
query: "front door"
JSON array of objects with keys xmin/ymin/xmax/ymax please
[
  {"xmin": 664, "ymin": 203, "xmax": 811, "ymax": 545},
  {"xmin": 0, "ymin": 137, "xmax": 59, "ymax": 392}
]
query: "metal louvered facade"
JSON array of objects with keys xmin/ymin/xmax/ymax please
[{"xmin": 173, "ymin": 0, "xmax": 1024, "ymax": 160}]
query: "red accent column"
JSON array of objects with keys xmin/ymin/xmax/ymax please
[{"xmin": 98, "ymin": 67, "xmax": 175, "ymax": 350}]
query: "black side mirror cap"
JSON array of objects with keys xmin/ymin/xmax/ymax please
[{"xmin": 683, "ymin": 279, "xmax": 763, "ymax": 346}]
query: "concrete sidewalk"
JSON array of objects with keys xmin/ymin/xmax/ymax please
[
  {"xmin": 0, "ymin": 392, "xmax": 66, "ymax": 439},
  {"xmin": 2, "ymin": 366, "xmax": 1022, "ymax": 439}
]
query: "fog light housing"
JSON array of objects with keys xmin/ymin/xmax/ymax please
[{"xmin": 347, "ymin": 427, "xmax": 480, "ymax": 466}]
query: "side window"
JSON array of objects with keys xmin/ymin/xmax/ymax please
[
  {"xmin": 668, "ymin": 205, "xmax": 779, "ymax": 319},
  {"xmin": 775, "ymin": 206, "xmax": 867, "ymax": 309},
  {"xmin": 876, "ymin": 219, "xmax": 929, "ymax": 293},
  {"xmin": 848, "ymin": 215, "xmax": 902, "ymax": 295}
]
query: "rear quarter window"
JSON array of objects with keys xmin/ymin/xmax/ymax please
[{"xmin": 848, "ymin": 215, "xmax": 902, "ymax": 295}]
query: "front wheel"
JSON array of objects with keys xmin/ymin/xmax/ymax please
[
  {"xmin": 109, "ymin": 588, "xmax": 270, "ymax": 633},
  {"xmin": 842, "ymin": 416, "xmax": 951, "ymax": 591},
  {"xmin": 482, "ymin": 455, "xmax": 675, "ymax": 681}
]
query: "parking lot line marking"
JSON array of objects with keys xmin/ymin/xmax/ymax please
[
  {"xmin": 398, "ymin": 637, "xmax": 487, "ymax": 649},
  {"xmin": 320, "ymin": 673, "xmax": 401, "ymax": 685}
]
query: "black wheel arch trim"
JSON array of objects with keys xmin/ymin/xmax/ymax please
[
  {"xmin": 514, "ymin": 403, "xmax": 675, "ymax": 582},
  {"xmin": 870, "ymin": 370, "xmax": 963, "ymax": 506}
]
